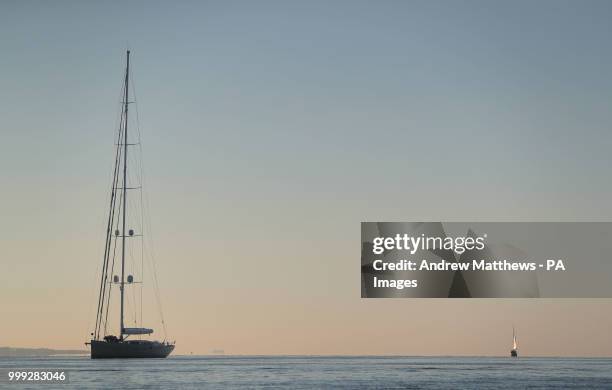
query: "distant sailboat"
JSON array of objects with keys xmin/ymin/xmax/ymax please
[
  {"xmin": 86, "ymin": 50, "xmax": 175, "ymax": 358},
  {"xmin": 510, "ymin": 327, "xmax": 518, "ymax": 357}
]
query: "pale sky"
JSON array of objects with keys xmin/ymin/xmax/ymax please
[{"xmin": 1, "ymin": 0, "xmax": 612, "ymax": 356}]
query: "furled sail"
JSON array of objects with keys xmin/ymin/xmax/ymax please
[{"xmin": 123, "ymin": 327, "xmax": 154, "ymax": 335}]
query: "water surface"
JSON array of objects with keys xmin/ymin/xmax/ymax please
[{"xmin": 1, "ymin": 355, "xmax": 611, "ymax": 389}]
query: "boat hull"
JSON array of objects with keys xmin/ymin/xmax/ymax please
[
  {"xmin": 90, "ymin": 340, "xmax": 174, "ymax": 359},
  {"xmin": 510, "ymin": 349, "xmax": 518, "ymax": 357}
]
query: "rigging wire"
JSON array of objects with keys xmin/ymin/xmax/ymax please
[
  {"xmin": 131, "ymin": 64, "xmax": 169, "ymax": 340},
  {"xmin": 103, "ymin": 190, "xmax": 122, "ymax": 336},
  {"xmin": 126, "ymin": 166, "xmax": 138, "ymax": 332},
  {"xmin": 94, "ymin": 89, "xmax": 125, "ymax": 340},
  {"xmin": 87, "ymin": 64, "xmax": 123, "ymax": 339},
  {"xmin": 94, "ymin": 54, "xmax": 170, "ymax": 342},
  {"xmin": 101, "ymin": 84, "xmax": 127, "ymax": 338},
  {"xmin": 127, "ymin": 74, "xmax": 146, "ymax": 332},
  {"xmin": 85, "ymin": 92, "xmax": 121, "ymax": 341}
]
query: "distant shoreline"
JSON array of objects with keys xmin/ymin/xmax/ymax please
[
  {"xmin": 0, "ymin": 347, "xmax": 87, "ymax": 357},
  {"xmin": 2, "ymin": 349, "xmax": 611, "ymax": 359}
]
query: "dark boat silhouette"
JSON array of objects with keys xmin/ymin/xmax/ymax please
[{"xmin": 86, "ymin": 50, "xmax": 174, "ymax": 358}]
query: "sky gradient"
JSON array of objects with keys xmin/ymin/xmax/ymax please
[{"xmin": 1, "ymin": 0, "xmax": 612, "ymax": 356}]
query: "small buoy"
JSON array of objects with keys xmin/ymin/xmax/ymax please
[
  {"xmin": 127, "ymin": 275, "xmax": 134, "ymax": 283},
  {"xmin": 129, "ymin": 229, "xmax": 134, "ymax": 236}
]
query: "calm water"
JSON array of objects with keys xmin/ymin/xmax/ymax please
[{"xmin": 1, "ymin": 356, "xmax": 611, "ymax": 389}]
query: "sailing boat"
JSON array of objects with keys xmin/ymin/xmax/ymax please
[
  {"xmin": 87, "ymin": 50, "xmax": 175, "ymax": 358},
  {"xmin": 510, "ymin": 327, "xmax": 518, "ymax": 357}
]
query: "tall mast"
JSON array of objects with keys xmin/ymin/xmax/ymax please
[{"xmin": 120, "ymin": 50, "xmax": 130, "ymax": 340}]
